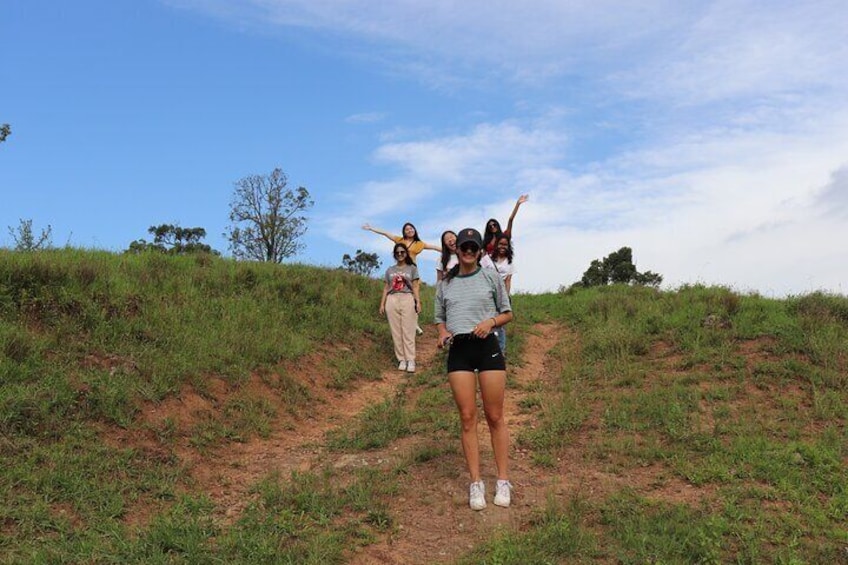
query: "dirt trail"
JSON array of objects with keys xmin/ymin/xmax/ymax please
[
  {"xmin": 350, "ymin": 323, "xmax": 564, "ymax": 565},
  {"xmin": 154, "ymin": 321, "xmax": 568, "ymax": 563},
  {"xmin": 182, "ymin": 330, "xmax": 443, "ymax": 524}
]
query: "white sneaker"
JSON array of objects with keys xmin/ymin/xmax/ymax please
[
  {"xmin": 406, "ymin": 361, "xmax": 416, "ymax": 373},
  {"xmin": 398, "ymin": 360, "xmax": 407, "ymax": 371},
  {"xmin": 494, "ymin": 479, "xmax": 512, "ymax": 507},
  {"xmin": 416, "ymin": 325, "xmax": 424, "ymax": 335},
  {"xmin": 469, "ymin": 480, "xmax": 486, "ymax": 511}
]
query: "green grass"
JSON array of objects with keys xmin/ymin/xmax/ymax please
[
  {"xmin": 0, "ymin": 249, "xmax": 396, "ymax": 563},
  {"xmin": 2, "ymin": 250, "xmax": 847, "ymax": 563},
  {"xmin": 505, "ymin": 284, "xmax": 848, "ymax": 563}
]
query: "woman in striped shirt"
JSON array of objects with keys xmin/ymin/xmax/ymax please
[{"xmin": 435, "ymin": 227, "xmax": 514, "ymax": 511}]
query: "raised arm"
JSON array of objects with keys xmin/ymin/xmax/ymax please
[
  {"xmin": 422, "ymin": 241, "xmax": 442, "ymax": 252},
  {"xmin": 504, "ymin": 194, "xmax": 529, "ymax": 235},
  {"xmin": 362, "ymin": 223, "xmax": 398, "ymax": 243}
]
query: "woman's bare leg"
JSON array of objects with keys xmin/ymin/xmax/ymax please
[
  {"xmin": 479, "ymin": 370, "xmax": 509, "ymax": 480},
  {"xmin": 448, "ymin": 371, "xmax": 481, "ymax": 481}
]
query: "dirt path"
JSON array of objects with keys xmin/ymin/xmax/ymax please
[
  {"xmin": 350, "ymin": 323, "xmax": 564, "ymax": 565},
  {"xmin": 145, "ymin": 321, "xmax": 568, "ymax": 563},
  {"xmin": 180, "ymin": 329, "xmax": 443, "ymax": 524}
]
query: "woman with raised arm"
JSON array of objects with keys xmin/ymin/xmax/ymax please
[
  {"xmin": 379, "ymin": 243, "xmax": 421, "ymax": 373},
  {"xmin": 435, "ymin": 228, "xmax": 514, "ymax": 511},
  {"xmin": 362, "ymin": 222, "xmax": 440, "ymax": 265},
  {"xmin": 483, "ymin": 194, "xmax": 529, "ymax": 256}
]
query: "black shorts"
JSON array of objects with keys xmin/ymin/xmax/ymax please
[{"xmin": 446, "ymin": 333, "xmax": 506, "ymax": 373}]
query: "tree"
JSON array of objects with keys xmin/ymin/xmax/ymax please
[
  {"xmin": 8, "ymin": 218, "xmax": 52, "ymax": 251},
  {"xmin": 225, "ymin": 168, "xmax": 314, "ymax": 263},
  {"xmin": 576, "ymin": 246, "xmax": 662, "ymax": 288},
  {"xmin": 341, "ymin": 249, "xmax": 381, "ymax": 277},
  {"xmin": 126, "ymin": 224, "xmax": 218, "ymax": 255},
  {"xmin": 0, "ymin": 124, "xmax": 10, "ymax": 143}
]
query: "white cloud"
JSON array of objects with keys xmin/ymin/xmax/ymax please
[
  {"xmin": 168, "ymin": 1, "xmax": 848, "ymax": 93},
  {"xmin": 173, "ymin": 0, "xmax": 848, "ymax": 295},
  {"xmin": 373, "ymin": 121, "xmax": 567, "ymax": 186},
  {"xmin": 815, "ymin": 165, "xmax": 848, "ymax": 219}
]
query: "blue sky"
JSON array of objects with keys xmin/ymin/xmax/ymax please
[{"xmin": 3, "ymin": 0, "xmax": 848, "ymax": 295}]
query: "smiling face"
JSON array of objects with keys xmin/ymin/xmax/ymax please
[
  {"xmin": 403, "ymin": 223, "xmax": 416, "ymax": 239},
  {"xmin": 393, "ymin": 245, "xmax": 408, "ymax": 264},
  {"xmin": 487, "ymin": 220, "xmax": 500, "ymax": 233},
  {"xmin": 443, "ymin": 232, "xmax": 457, "ymax": 252},
  {"xmin": 496, "ymin": 237, "xmax": 510, "ymax": 256}
]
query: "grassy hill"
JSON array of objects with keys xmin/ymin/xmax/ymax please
[{"xmin": 1, "ymin": 249, "xmax": 846, "ymax": 563}]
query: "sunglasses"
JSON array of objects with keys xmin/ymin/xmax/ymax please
[
  {"xmin": 394, "ymin": 250, "xmax": 407, "ymax": 256},
  {"xmin": 459, "ymin": 243, "xmax": 480, "ymax": 253}
]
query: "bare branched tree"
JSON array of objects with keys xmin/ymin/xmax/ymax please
[
  {"xmin": 225, "ymin": 168, "xmax": 314, "ymax": 263},
  {"xmin": 8, "ymin": 218, "xmax": 52, "ymax": 251}
]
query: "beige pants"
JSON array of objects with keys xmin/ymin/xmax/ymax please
[{"xmin": 386, "ymin": 293, "xmax": 417, "ymax": 363}]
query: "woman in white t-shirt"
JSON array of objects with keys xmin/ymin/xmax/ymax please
[
  {"xmin": 436, "ymin": 230, "xmax": 458, "ymax": 282},
  {"xmin": 491, "ymin": 235, "xmax": 515, "ymax": 353}
]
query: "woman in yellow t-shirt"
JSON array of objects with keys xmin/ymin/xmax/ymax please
[{"xmin": 362, "ymin": 222, "xmax": 440, "ymax": 265}]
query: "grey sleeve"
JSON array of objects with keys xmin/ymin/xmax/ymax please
[{"xmin": 434, "ymin": 282, "xmax": 446, "ymax": 324}]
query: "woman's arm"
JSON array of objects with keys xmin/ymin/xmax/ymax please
[
  {"xmin": 504, "ymin": 194, "xmax": 529, "ymax": 235},
  {"xmin": 422, "ymin": 241, "xmax": 442, "ymax": 252},
  {"xmin": 503, "ymin": 274, "xmax": 512, "ymax": 294},
  {"xmin": 379, "ymin": 283, "xmax": 390, "ymax": 315},
  {"xmin": 412, "ymin": 279, "xmax": 421, "ymax": 313},
  {"xmin": 362, "ymin": 223, "xmax": 398, "ymax": 242}
]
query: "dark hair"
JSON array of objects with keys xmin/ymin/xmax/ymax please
[
  {"xmin": 494, "ymin": 235, "xmax": 513, "ymax": 264},
  {"xmin": 402, "ymin": 222, "xmax": 421, "ymax": 242},
  {"xmin": 482, "ymin": 218, "xmax": 502, "ymax": 251},
  {"xmin": 392, "ymin": 242, "xmax": 414, "ymax": 266},
  {"xmin": 440, "ymin": 230, "xmax": 456, "ymax": 272}
]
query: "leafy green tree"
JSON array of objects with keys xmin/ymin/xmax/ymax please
[
  {"xmin": 0, "ymin": 124, "xmax": 10, "ymax": 143},
  {"xmin": 576, "ymin": 246, "xmax": 662, "ymax": 288},
  {"xmin": 7, "ymin": 218, "xmax": 52, "ymax": 251},
  {"xmin": 226, "ymin": 168, "xmax": 314, "ymax": 263},
  {"xmin": 126, "ymin": 224, "xmax": 218, "ymax": 255},
  {"xmin": 341, "ymin": 249, "xmax": 381, "ymax": 277}
]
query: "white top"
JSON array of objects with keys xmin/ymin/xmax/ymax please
[
  {"xmin": 493, "ymin": 257, "xmax": 514, "ymax": 280},
  {"xmin": 435, "ymin": 254, "xmax": 458, "ymax": 274}
]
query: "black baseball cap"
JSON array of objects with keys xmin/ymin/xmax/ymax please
[{"xmin": 455, "ymin": 228, "xmax": 483, "ymax": 248}]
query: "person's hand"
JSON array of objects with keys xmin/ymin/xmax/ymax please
[
  {"xmin": 438, "ymin": 333, "xmax": 453, "ymax": 349},
  {"xmin": 414, "ymin": 301, "xmax": 421, "ymax": 314},
  {"xmin": 379, "ymin": 304, "xmax": 385, "ymax": 316},
  {"xmin": 472, "ymin": 318, "xmax": 496, "ymax": 338},
  {"xmin": 517, "ymin": 194, "xmax": 529, "ymax": 205},
  {"xmin": 362, "ymin": 223, "xmax": 372, "ymax": 231}
]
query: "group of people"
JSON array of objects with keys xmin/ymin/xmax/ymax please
[{"xmin": 362, "ymin": 194, "xmax": 528, "ymax": 511}]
